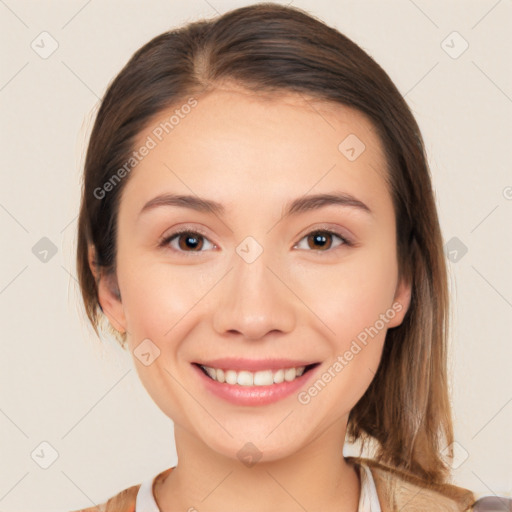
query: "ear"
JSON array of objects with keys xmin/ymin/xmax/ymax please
[
  {"xmin": 387, "ymin": 275, "xmax": 412, "ymax": 328},
  {"xmin": 88, "ymin": 245, "xmax": 127, "ymax": 333}
]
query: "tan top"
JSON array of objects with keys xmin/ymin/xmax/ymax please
[
  {"xmin": 70, "ymin": 456, "xmax": 477, "ymax": 512},
  {"xmin": 350, "ymin": 457, "xmax": 476, "ymax": 511}
]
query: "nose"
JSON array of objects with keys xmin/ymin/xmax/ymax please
[{"xmin": 212, "ymin": 251, "xmax": 297, "ymax": 340}]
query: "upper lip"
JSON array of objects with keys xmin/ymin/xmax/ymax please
[{"xmin": 193, "ymin": 358, "xmax": 319, "ymax": 371}]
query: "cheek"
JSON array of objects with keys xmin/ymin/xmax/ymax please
[
  {"xmin": 296, "ymin": 252, "xmax": 396, "ymax": 411},
  {"xmin": 120, "ymin": 258, "xmax": 215, "ymax": 328},
  {"xmin": 118, "ymin": 261, "xmax": 205, "ymax": 421},
  {"xmin": 301, "ymin": 247, "xmax": 399, "ymax": 342}
]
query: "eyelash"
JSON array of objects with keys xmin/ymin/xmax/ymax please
[{"xmin": 158, "ymin": 227, "xmax": 352, "ymax": 255}]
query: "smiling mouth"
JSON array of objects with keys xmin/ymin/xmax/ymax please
[{"xmin": 193, "ymin": 362, "xmax": 320, "ymax": 386}]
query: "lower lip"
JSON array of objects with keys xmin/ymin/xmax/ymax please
[{"xmin": 192, "ymin": 364, "xmax": 320, "ymax": 406}]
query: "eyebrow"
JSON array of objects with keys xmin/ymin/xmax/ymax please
[{"xmin": 138, "ymin": 192, "xmax": 373, "ymax": 219}]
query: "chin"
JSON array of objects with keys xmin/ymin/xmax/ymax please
[{"xmin": 195, "ymin": 424, "xmax": 307, "ymax": 467}]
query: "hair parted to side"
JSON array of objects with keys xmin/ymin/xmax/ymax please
[{"xmin": 77, "ymin": 2, "xmax": 453, "ymax": 484}]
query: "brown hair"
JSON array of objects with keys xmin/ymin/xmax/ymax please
[{"xmin": 77, "ymin": 2, "xmax": 453, "ymax": 483}]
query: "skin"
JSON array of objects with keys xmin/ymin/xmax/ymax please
[{"xmin": 92, "ymin": 85, "xmax": 411, "ymax": 512}]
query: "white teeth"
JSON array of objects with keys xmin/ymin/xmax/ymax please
[
  {"xmin": 237, "ymin": 371, "xmax": 253, "ymax": 386},
  {"xmin": 200, "ymin": 365, "xmax": 308, "ymax": 386},
  {"xmin": 204, "ymin": 366, "xmax": 216, "ymax": 379},
  {"xmin": 225, "ymin": 370, "xmax": 237, "ymax": 385},
  {"xmin": 284, "ymin": 368, "xmax": 297, "ymax": 381},
  {"xmin": 273, "ymin": 369, "xmax": 284, "ymax": 384},
  {"xmin": 254, "ymin": 370, "xmax": 273, "ymax": 386}
]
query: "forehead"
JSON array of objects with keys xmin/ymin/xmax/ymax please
[{"xmin": 121, "ymin": 87, "xmax": 390, "ymax": 217}]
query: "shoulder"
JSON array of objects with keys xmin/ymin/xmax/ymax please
[
  {"xmin": 68, "ymin": 483, "xmax": 140, "ymax": 512},
  {"xmin": 68, "ymin": 467, "xmax": 174, "ymax": 512},
  {"xmin": 348, "ymin": 456, "xmax": 476, "ymax": 511}
]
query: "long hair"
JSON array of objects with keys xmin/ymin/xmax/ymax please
[{"xmin": 76, "ymin": 3, "xmax": 453, "ymax": 483}]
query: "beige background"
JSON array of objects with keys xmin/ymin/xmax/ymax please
[{"xmin": 0, "ymin": 0, "xmax": 511, "ymax": 510}]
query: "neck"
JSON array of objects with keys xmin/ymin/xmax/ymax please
[{"xmin": 155, "ymin": 419, "xmax": 361, "ymax": 512}]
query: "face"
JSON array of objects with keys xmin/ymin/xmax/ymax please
[{"xmin": 94, "ymin": 86, "xmax": 411, "ymax": 463}]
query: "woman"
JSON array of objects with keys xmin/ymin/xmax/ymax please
[{"xmin": 73, "ymin": 3, "xmax": 477, "ymax": 511}]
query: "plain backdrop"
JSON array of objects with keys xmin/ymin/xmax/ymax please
[{"xmin": 0, "ymin": 1, "xmax": 511, "ymax": 510}]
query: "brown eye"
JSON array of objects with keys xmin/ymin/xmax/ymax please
[
  {"xmin": 295, "ymin": 229, "xmax": 349, "ymax": 252},
  {"xmin": 161, "ymin": 230, "xmax": 215, "ymax": 253},
  {"xmin": 177, "ymin": 232, "xmax": 204, "ymax": 251},
  {"xmin": 307, "ymin": 231, "xmax": 333, "ymax": 250}
]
